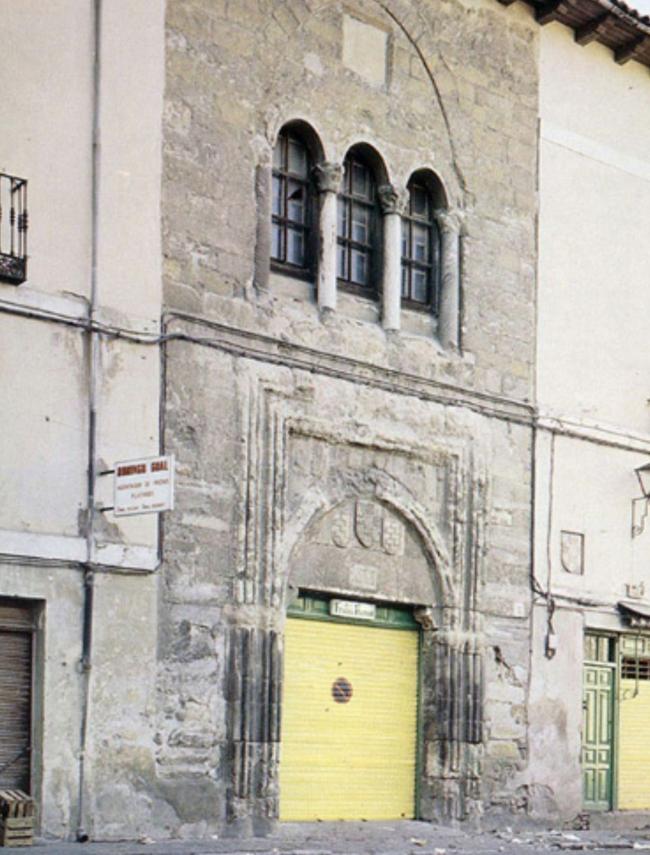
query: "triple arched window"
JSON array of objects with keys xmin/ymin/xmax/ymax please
[{"xmin": 269, "ymin": 124, "xmax": 457, "ymax": 344}]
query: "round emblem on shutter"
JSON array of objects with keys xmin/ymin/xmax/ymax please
[{"xmin": 331, "ymin": 677, "xmax": 353, "ymax": 703}]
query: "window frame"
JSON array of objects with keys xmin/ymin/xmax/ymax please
[
  {"xmin": 271, "ymin": 129, "xmax": 316, "ymax": 280},
  {"xmin": 401, "ymin": 180, "xmax": 441, "ymax": 314},
  {"xmin": 336, "ymin": 152, "xmax": 381, "ymax": 298}
]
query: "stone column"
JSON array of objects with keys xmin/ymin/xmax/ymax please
[
  {"xmin": 378, "ymin": 184, "xmax": 404, "ymax": 332},
  {"xmin": 313, "ymin": 162, "xmax": 342, "ymax": 314},
  {"xmin": 435, "ymin": 209, "xmax": 464, "ymax": 351},
  {"xmin": 253, "ymin": 162, "xmax": 272, "ymax": 290}
]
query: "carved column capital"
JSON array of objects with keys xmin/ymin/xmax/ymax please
[
  {"xmin": 378, "ymin": 184, "xmax": 406, "ymax": 216},
  {"xmin": 313, "ymin": 161, "xmax": 343, "ymax": 194},
  {"xmin": 434, "ymin": 208, "xmax": 465, "ymax": 234},
  {"xmin": 413, "ymin": 606, "xmax": 438, "ymax": 632}
]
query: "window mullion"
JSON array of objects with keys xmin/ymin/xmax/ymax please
[
  {"xmin": 409, "ymin": 219, "xmax": 414, "ymax": 300},
  {"xmin": 346, "ymin": 195, "xmax": 352, "ymax": 284}
]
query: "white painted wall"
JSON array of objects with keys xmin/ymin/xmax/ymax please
[
  {"xmin": 0, "ymin": 0, "xmax": 93, "ymax": 301},
  {"xmin": 537, "ymin": 25, "xmax": 650, "ymax": 434},
  {"xmin": 537, "ymin": 25, "xmax": 650, "ymax": 602},
  {"xmin": 530, "ymin": 19, "xmax": 650, "ymax": 815},
  {"xmin": 0, "ymin": 0, "xmax": 165, "ymax": 563},
  {"xmin": 0, "ymin": 1, "xmax": 165, "ymax": 838},
  {"xmin": 91, "ymin": 0, "xmax": 165, "ymax": 563},
  {"xmin": 0, "ymin": 319, "xmax": 88, "ymax": 536},
  {"xmin": 95, "ymin": 0, "xmax": 165, "ymax": 331}
]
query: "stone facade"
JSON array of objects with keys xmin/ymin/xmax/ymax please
[
  {"xmin": 0, "ymin": 0, "xmax": 573, "ymax": 842},
  {"xmin": 158, "ymin": 0, "xmax": 538, "ymax": 834}
]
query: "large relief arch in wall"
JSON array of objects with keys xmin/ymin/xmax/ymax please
[{"xmin": 225, "ymin": 382, "xmax": 486, "ymax": 830}]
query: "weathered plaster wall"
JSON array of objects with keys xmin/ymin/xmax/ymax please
[
  {"xmin": 528, "ymin": 17, "xmax": 650, "ymax": 818},
  {"xmin": 0, "ymin": 564, "xmax": 83, "ymax": 839},
  {"xmin": 537, "ymin": 23, "xmax": 650, "ymax": 431},
  {"xmin": 0, "ymin": 318, "xmax": 87, "ymax": 539},
  {"xmin": 84, "ymin": 572, "xmax": 162, "ymax": 840},
  {"xmin": 0, "ymin": 0, "xmax": 166, "ymax": 841},
  {"xmin": 527, "ymin": 604, "xmax": 583, "ymax": 820},
  {"xmin": 0, "ymin": 0, "xmax": 93, "ymax": 302}
]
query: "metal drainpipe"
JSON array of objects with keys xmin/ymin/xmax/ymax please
[{"xmin": 77, "ymin": 0, "xmax": 102, "ymax": 842}]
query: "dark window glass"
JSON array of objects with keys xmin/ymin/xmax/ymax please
[
  {"xmin": 336, "ymin": 154, "xmax": 378, "ymax": 290},
  {"xmin": 401, "ymin": 181, "xmax": 439, "ymax": 308},
  {"xmin": 622, "ymin": 657, "xmax": 650, "ymax": 680},
  {"xmin": 271, "ymin": 130, "xmax": 312, "ymax": 269}
]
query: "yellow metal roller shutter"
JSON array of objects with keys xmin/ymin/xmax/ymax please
[
  {"xmin": 280, "ymin": 617, "xmax": 419, "ymax": 821},
  {"xmin": 619, "ymin": 680, "xmax": 650, "ymax": 809}
]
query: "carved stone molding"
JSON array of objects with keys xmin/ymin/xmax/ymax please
[
  {"xmin": 378, "ymin": 183, "xmax": 406, "ymax": 215},
  {"xmin": 225, "ymin": 624, "xmax": 281, "ymax": 828},
  {"xmin": 166, "ymin": 312, "xmax": 535, "ymax": 424},
  {"xmin": 223, "ymin": 374, "xmax": 489, "ymax": 825},
  {"xmin": 434, "ymin": 207, "xmax": 465, "ymax": 235},
  {"xmin": 313, "ymin": 161, "xmax": 342, "ymax": 194},
  {"xmin": 414, "ymin": 606, "xmax": 438, "ymax": 631}
]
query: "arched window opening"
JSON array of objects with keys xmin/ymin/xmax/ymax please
[
  {"xmin": 401, "ymin": 177, "xmax": 440, "ymax": 310},
  {"xmin": 336, "ymin": 150, "xmax": 381, "ymax": 293},
  {"xmin": 271, "ymin": 128, "xmax": 315, "ymax": 271}
]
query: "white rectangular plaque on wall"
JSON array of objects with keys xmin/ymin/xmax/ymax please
[{"xmin": 113, "ymin": 455, "xmax": 175, "ymax": 517}]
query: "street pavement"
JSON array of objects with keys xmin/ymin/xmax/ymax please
[{"xmin": 26, "ymin": 820, "xmax": 650, "ymax": 855}]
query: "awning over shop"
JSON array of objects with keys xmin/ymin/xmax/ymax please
[{"xmin": 618, "ymin": 601, "xmax": 650, "ymax": 628}]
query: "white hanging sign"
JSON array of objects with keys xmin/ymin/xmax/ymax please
[{"xmin": 113, "ymin": 455, "xmax": 175, "ymax": 517}]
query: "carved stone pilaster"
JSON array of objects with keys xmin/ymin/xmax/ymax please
[
  {"xmin": 313, "ymin": 161, "xmax": 342, "ymax": 195},
  {"xmin": 418, "ymin": 627, "xmax": 484, "ymax": 820},
  {"xmin": 432, "ymin": 629, "xmax": 484, "ymax": 746},
  {"xmin": 225, "ymin": 625, "xmax": 282, "ymax": 830}
]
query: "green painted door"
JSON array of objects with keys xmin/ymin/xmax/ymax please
[{"xmin": 582, "ymin": 636, "xmax": 615, "ymax": 810}]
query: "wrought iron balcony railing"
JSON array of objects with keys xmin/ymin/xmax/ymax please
[{"xmin": 0, "ymin": 173, "xmax": 28, "ymax": 285}]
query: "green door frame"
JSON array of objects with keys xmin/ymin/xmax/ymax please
[
  {"xmin": 583, "ymin": 633, "xmax": 617, "ymax": 811},
  {"xmin": 286, "ymin": 592, "xmax": 422, "ymax": 818}
]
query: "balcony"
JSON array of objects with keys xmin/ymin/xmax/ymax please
[{"xmin": 0, "ymin": 174, "xmax": 28, "ymax": 285}]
